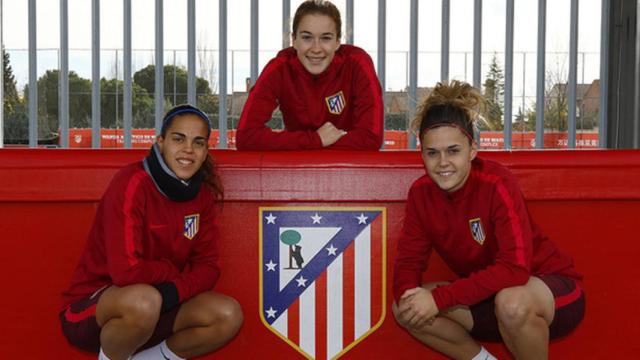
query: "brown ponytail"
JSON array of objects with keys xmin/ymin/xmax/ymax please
[{"xmin": 201, "ymin": 153, "xmax": 224, "ymax": 202}]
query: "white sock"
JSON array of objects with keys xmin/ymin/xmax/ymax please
[
  {"xmin": 99, "ymin": 348, "xmax": 132, "ymax": 360},
  {"xmin": 471, "ymin": 346, "xmax": 497, "ymax": 360},
  {"xmin": 98, "ymin": 348, "xmax": 111, "ymax": 360},
  {"xmin": 131, "ymin": 340, "xmax": 185, "ymax": 360}
]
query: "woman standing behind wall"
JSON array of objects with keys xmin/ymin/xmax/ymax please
[{"xmin": 236, "ymin": 0, "xmax": 384, "ymax": 151}]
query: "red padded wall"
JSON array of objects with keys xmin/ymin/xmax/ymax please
[{"xmin": 1, "ymin": 149, "xmax": 639, "ymax": 359}]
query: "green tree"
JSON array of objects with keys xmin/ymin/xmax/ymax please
[
  {"xmin": 3, "ymin": 48, "xmax": 28, "ymax": 143},
  {"xmin": 522, "ymin": 102, "xmax": 539, "ymax": 128},
  {"xmin": 384, "ymin": 113, "xmax": 407, "ymax": 131},
  {"xmin": 36, "ymin": 70, "xmax": 59, "ymax": 136},
  {"xmin": 482, "ymin": 54, "xmax": 504, "ymax": 131},
  {"xmin": 539, "ymin": 60, "xmax": 571, "ymax": 132},
  {"xmin": 4, "ymin": 102, "xmax": 29, "ymax": 143},
  {"xmin": 32, "ymin": 70, "xmax": 93, "ymax": 136},
  {"xmin": 133, "ymin": 64, "xmax": 217, "ymax": 115},
  {"xmin": 100, "ymin": 78, "xmax": 155, "ymax": 129},
  {"xmin": 513, "ymin": 107, "xmax": 535, "ymax": 132},
  {"xmin": 197, "ymin": 93, "xmax": 220, "ymax": 127},
  {"xmin": 3, "ymin": 48, "xmax": 20, "ymax": 114},
  {"xmin": 544, "ymin": 81, "xmax": 568, "ymax": 132},
  {"xmin": 578, "ymin": 103, "xmax": 598, "ymax": 130}
]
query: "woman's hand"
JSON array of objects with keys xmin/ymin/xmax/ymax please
[
  {"xmin": 317, "ymin": 122, "xmax": 347, "ymax": 147},
  {"xmin": 397, "ymin": 287, "xmax": 439, "ymax": 330}
]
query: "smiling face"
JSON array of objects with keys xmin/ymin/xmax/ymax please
[
  {"xmin": 157, "ymin": 114, "xmax": 209, "ymax": 181},
  {"xmin": 421, "ymin": 125, "xmax": 477, "ymax": 193},
  {"xmin": 292, "ymin": 14, "xmax": 341, "ymax": 75}
]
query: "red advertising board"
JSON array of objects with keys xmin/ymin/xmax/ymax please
[{"xmin": 65, "ymin": 129, "xmax": 599, "ymax": 150}]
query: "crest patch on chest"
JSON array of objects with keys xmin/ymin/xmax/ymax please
[
  {"xmin": 325, "ymin": 91, "xmax": 346, "ymax": 115},
  {"xmin": 184, "ymin": 214, "xmax": 200, "ymax": 240},
  {"xmin": 468, "ymin": 218, "xmax": 485, "ymax": 245}
]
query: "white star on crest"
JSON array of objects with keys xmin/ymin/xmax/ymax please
[
  {"xmin": 296, "ymin": 276, "xmax": 308, "ymax": 287},
  {"xmin": 265, "ymin": 307, "xmax": 277, "ymax": 318},
  {"xmin": 265, "ymin": 260, "xmax": 277, "ymax": 271},
  {"xmin": 357, "ymin": 213, "xmax": 368, "ymax": 224},
  {"xmin": 311, "ymin": 213, "xmax": 322, "ymax": 224},
  {"xmin": 326, "ymin": 244, "xmax": 338, "ymax": 256},
  {"xmin": 265, "ymin": 213, "xmax": 276, "ymax": 224}
]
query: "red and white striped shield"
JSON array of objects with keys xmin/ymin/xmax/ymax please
[
  {"xmin": 325, "ymin": 91, "xmax": 346, "ymax": 115},
  {"xmin": 259, "ymin": 207, "xmax": 386, "ymax": 359},
  {"xmin": 183, "ymin": 214, "xmax": 199, "ymax": 240}
]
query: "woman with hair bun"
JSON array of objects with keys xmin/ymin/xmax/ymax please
[{"xmin": 392, "ymin": 81, "xmax": 584, "ymax": 359}]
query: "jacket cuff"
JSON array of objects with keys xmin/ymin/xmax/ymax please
[{"xmin": 431, "ymin": 285, "xmax": 449, "ymax": 311}]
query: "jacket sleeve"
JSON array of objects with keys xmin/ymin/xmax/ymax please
[
  {"xmin": 103, "ymin": 171, "xmax": 180, "ymax": 286},
  {"xmin": 236, "ymin": 60, "xmax": 324, "ymax": 151},
  {"xmin": 172, "ymin": 201, "xmax": 221, "ymax": 302},
  {"xmin": 393, "ymin": 185, "xmax": 433, "ymax": 304},
  {"xmin": 329, "ymin": 53, "xmax": 384, "ymax": 150},
  {"xmin": 431, "ymin": 177, "xmax": 533, "ymax": 310}
]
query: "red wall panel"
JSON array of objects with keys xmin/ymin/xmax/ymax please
[{"xmin": 1, "ymin": 149, "xmax": 639, "ymax": 359}]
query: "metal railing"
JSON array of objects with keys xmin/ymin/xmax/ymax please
[{"xmin": 0, "ymin": 0, "xmax": 609, "ymax": 150}]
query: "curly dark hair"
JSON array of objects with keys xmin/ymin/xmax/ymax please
[{"xmin": 412, "ymin": 80, "xmax": 487, "ymax": 142}]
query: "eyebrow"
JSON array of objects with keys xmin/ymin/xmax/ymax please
[
  {"xmin": 170, "ymin": 132, "xmax": 207, "ymax": 141},
  {"xmin": 299, "ymin": 30, "xmax": 335, "ymax": 37},
  {"xmin": 425, "ymin": 144, "xmax": 461, "ymax": 151}
]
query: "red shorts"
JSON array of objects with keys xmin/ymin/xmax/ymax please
[
  {"xmin": 469, "ymin": 274, "xmax": 585, "ymax": 341},
  {"xmin": 59, "ymin": 286, "xmax": 180, "ymax": 353}
]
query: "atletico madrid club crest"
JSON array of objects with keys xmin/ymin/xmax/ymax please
[
  {"xmin": 260, "ymin": 207, "xmax": 386, "ymax": 359},
  {"xmin": 184, "ymin": 214, "xmax": 200, "ymax": 240},
  {"xmin": 325, "ymin": 91, "xmax": 346, "ymax": 115},
  {"xmin": 469, "ymin": 218, "xmax": 485, "ymax": 245}
]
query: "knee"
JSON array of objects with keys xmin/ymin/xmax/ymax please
[
  {"xmin": 392, "ymin": 302, "xmax": 410, "ymax": 329},
  {"xmin": 119, "ymin": 284, "xmax": 162, "ymax": 328},
  {"xmin": 216, "ymin": 296, "xmax": 244, "ymax": 334},
  {"xmin": 494, "ymin": 288, "xmax": 534, "ymax": 330},
  {"xmin": 202, "ymin": 294, "xmax": 244, "ymax": 337},
  {"xmin": 392, "ymin": 302, "xmax": 433, "ymax": 334}
]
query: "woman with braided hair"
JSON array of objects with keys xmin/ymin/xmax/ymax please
[{"xmin": 393, "ymin": 81, "xmax": 584, "ymax": 359}]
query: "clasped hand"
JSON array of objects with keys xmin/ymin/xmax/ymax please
[
  {"xmin": 397, "ymin": 287, "xmax": 439, "ymax": 330},
  {"xmin": 316, "ymin": 122, "xmax": 347, "ymax": 147}
]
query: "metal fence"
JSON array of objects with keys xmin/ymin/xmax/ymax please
[{"xmin": 0, "ymin": 0, "xmax": 610, "ymax": 149}]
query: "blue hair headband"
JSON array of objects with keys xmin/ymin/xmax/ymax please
[{"xmin": 161, "ymin": 105, "xmax": 212, "ymax": 137}]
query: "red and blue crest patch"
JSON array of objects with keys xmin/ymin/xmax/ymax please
[
  {"xmin": 325, "ymin": 91, "xmax": 346, "ymax": 115},
  {"xmin": 184, "ymin": 214, "xmax": 200, "ymax": 240},
  {"xmin": 469, "ymin": 218, "xmax": 485, "ymax": 245}
]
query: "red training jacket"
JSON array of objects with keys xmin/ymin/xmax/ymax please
[
  {"xmin": 393, "ymin": 157, "xmax": 582, "ymax": 310},
  {"xmin": 236, "ymin": 45, "xmax": 383, "ymax": 150},
  {"xmin": 61, "ymin": 162, "xmax": 220, "ymax": 310}
]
